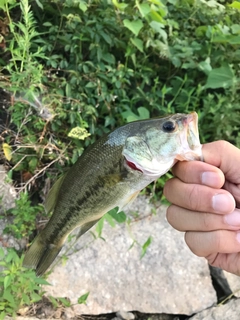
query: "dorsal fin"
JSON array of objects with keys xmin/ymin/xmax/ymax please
[{"xmin": 44, "ymin": 173, "xmax": 67, "ymax": 214}]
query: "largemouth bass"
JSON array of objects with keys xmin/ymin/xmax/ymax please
[{"xmin": 23, "ymin": 112, "xmax": 202, "ymax": 276}]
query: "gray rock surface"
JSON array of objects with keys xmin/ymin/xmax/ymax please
[
  {"xmin": 45, "ymin": 196, "xmax": 217, "ymax": 315},
  {"xmin": 0, "ymin": 165, "xmax": 23, "ymax": 250},
  {"xmin": 0, "ymin": 165, "xmax": 16, "ymax": 213},
  {"xmin": 189, "ymin": 298, "xmax": 240, "ymax": 320}
]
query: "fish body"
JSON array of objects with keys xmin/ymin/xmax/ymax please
[{"xmin": 23, "ymin": 112, "xmax": 202, "ymax": 275}]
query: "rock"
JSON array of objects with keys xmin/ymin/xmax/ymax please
[
  {"xmin": 0, "ymin": 165, "xmax": 16, "ymax": 213},
  {"xmin": 116, "ymin": 311, "xmax": 135, "ymax": 320},
  {"xmin": 44, "ymin": 196, "xmax": 217, "ymax": 315},
  {"xmin": 189, "ymin": 297, "xmax": 240, "ymax": 319}
]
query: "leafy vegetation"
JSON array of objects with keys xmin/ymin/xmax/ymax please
[
  {"xmin": 0, "ymin": 248, "xmax": 49, "ymax": 319},
  {"xmin": 3, "ymin": 191, "xmax": 44, "ymax": 239},
  {"xmin": 0, "ymin": 0, "xmax": 240, "ymax": 316},
  {"xmin": 0, "ymin": 248, "xmax": 90, "ymax": 318},
  {"xmin": 1, "ymin": 0, "xmax": 240, "ymax": 185}
]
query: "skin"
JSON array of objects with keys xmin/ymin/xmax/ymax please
[{"xmin": 163, "ymin": 140, "xmax": 240, "ymax": 276}]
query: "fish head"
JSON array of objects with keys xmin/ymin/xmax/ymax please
[{"xmin": 122, "ymin": 112, "xmax": 202, "ymax": 179}]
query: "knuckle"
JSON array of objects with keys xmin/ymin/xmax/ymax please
[
  {"xmin": 202, "ymin": 212, "xmax": 212, "ymax": 231},
  {"xmin": 184, "ymin": 232, "xmax": 199, "ymax": 256},
  {"xmin": 163, "ymin": 179, "xmax": 171, "ymax": 195},
  {"xmin": 166, "ymin": 206, "xmax": 172, "ymax": 224},
  {"xmin": 163, "ymin": 177, "xmax": 176, "ymax": 200},
  {"xmin": 188, "ymin": 184, "xmax": 201, "ymax": 211},
  {"xmin": 212, "ymin": 231, "xmax": 223, "ymax": 252},
  {"xmin": 217, "ymin": 140, "xmax": 231, "ymax": 152},
  {"xmin": 166, "ymin": 205, "xmax": 178, "ymax": 228}
]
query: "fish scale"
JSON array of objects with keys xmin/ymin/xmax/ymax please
[{"xmin": 23, "ymin": 113, "xmax": 202, "ymax": 276}]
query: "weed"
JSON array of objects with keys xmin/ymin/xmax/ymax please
[
  {"xmin": 0, "ymin": 248, "xmax": 49, "ymax": 319},
  {"xmin": 3, "ymin": 192, "xmax": 44, "ymax": 239}
]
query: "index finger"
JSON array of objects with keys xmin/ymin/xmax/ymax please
[
  {"xmin": 203, "ymin": 141, "xmax": 240, "ymax": 184},
  {"xmin": 172, "ymin": 161, "xmax": 225, "ymax": 189}
]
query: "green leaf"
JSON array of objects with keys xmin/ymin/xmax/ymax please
[
  {"xmin": 130, "ymin": 38, "xmax": 143, "ymax": 52},
  {"xmin": 95, "ymin": 217, "xmax": 104, "ymax": 238},
  {"xmin": 4, "ymin": 275, "xmax": 11, "ymax": 290},
  {"xmin": 122, "ymin": 107, "xmax": 150, "ymax": 123},
  {"xmin": 86, "ymin": 82, "xmax": 96, "ymax": 88},
  {"xmin": 104, "ymin": 212, "xmax": 116, "ymax": 228},
  {"xmin": 66, "ymin": 83, "xmax": 72, "ymax": 97},
  {"xmin": 0, "ymin": 248, "xmax": 5, "ymax": 258},
  {"xmin": 35, "ymin": 0, "xmax": 43, "ymax": 9},
  {"xmin": 123, "ymin": 19, "xmax": 143, "ymax": 36},
  {"xmin": 48, "ymin": 296, "xmax": 58, "ymax": 308},
  {"xmin": 0, "ymin": 0, "xmax": 8, "ymax": 10},
  {"xmin": 229, "ymin": 1, "xmax": 240, "ymax": 10},
  {"xmin": 109, "ymin": 210, "xmax": 126, "ymax": 223},
  {"xmin": 138, "ymin": 107, "xmax": 150, "ymax": 119},
  {"xmin": 30, "ymin": 291, "xmax": 42, "ymax": 302},
  {"xmin": 141, "ymin": 236, "xmax": 152, "ymax": 259},
  {"xmin": 3, "ymin": 289, "xmax": 15, "ymax": 304},
  {"xmin": 149, "ymin": 21, "xmax": 167, "ymax": 41},
  {"xmin": 212, "ymin": 35, "xmax": 240, "ymax": 45},
  {"xmin": 100, "ymin": 31, "xmax": 112, "ymax": 45},
  {"xmin": 102, "ymin": 53, "xmax": 115, "ymax": 64},
  {"xmin": 22, "ymin": 293, "xmax": 30, "ymax": 305},
  {"xmin": 112, "ymin": 0, "xmax": 128, "ymax": 10},
  {"xmin": 229, "ymin": 35, "xmax": 240, "ymax": 44},
  {"xmin": 78, "ymin": 292, "xmax": 89, "ymax": 304},
  {"xmin": 205, "ymin": 64, "xmax": 235, "ymax": 89},
  {"xmin": 28, "ymin": 157, "xmax": 38, "ymax": 172},
  {"xmin": 58, "ymin": 297, "xmax": 71, "ymax": 307},
  {"xmin": 136, "ymin": 2, "xmax": 151, "ymax": 17},
  {"xmin": 231, "ymin": 24, "xmax": 240, "ymax": 34},
  {"xmin": 149, "ymin": 0, "xmax": 164, "ymax": 5},
  {"xmin": 198, "ymin": 58, "xmax": 212, "ymax": 75},
  {"xmin": 79, "ymin": 1, "xmax": 87, "ymax": 12},
  {"xmin": 149, "ymin": 10, "xmax": 165, "ymax": 23}
]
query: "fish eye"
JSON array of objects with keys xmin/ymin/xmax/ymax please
[{"xmin": 162, "ymin": 121, "xmax": 176, "ymax": 133}]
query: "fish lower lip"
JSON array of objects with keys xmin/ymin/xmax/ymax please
[{"xmin": 125, "ymin": 158, "xmax": 143, "ymax": 172}]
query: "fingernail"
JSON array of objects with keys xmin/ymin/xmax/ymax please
[
  {"xmin": 201, "ymin": 172, "xmax": 220, "ymax": 187},
  {"xmin": 212, "ymin": 194, "xmax": 235, "ymax": 213},
  {"xmin": 225, "ymin": 209, "xmax": 240, "ymax": 226}
]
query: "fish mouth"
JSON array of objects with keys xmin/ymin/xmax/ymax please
[{"xmin": 175, "ymin": 112, "xmax": 203, "ymax": 161}]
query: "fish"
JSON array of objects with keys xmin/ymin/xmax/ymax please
[{"xmin": 23, "ymin": 112, "xmax": 202, "ymax": 276}]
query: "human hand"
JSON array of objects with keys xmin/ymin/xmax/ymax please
[{"xmin": 163, "ymin": 141, "xmax": 240, "ymax": 275}]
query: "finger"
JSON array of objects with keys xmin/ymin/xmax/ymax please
[
  {"xmin": 224, "ymin": 180, "xmax": 240, "ymax": 208},
  {"xmin": 167, "ymin": 206, "xmax": 240, "ymax": 231},
  {"xmin": 206, "ymin": 252, "xmax": 240, "ymax": 276},
  {"xmin": 164, "ymin": 178, "xmax": 235, "ymax": 214},
  {"xmin": 185, "ymin": 230, "xmax": 240, "ymax": 257},
  {"xmin": 203, "ymin": 141, "xmax": 240, "ymax": 184},
  {"xmin": 172, "ymin": 161, "xmax": 225, "ymax": 188}
]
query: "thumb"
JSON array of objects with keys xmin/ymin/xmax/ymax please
[{"xmin": 202, "ymin": 141, "xmax": 240, "ymax": 184}]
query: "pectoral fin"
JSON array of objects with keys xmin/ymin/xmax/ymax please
[
  {"xmin": 76, "ymin": 218, "xmax": 101, "ymax": 239},
  {"xmin": 120, "ymin": 190, "xmax": 140, "ymax": 210}
]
